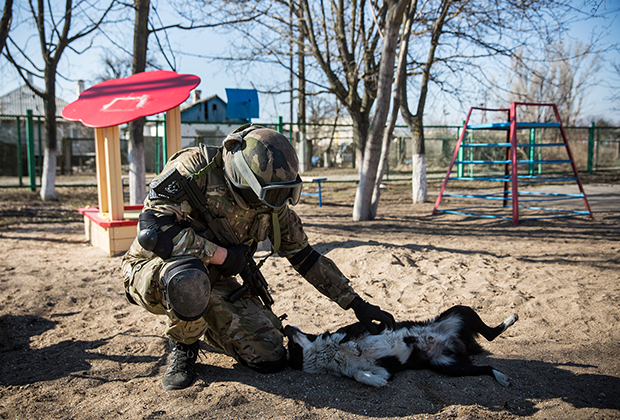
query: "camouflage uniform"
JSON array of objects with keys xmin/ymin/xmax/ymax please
[{"xmin": 121, "ymin": 141, "xmax": 357, "ymax": 370}]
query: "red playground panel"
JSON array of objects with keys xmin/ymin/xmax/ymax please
[{"xmin": 62, "ymin": 70, "xmax": 200, "ymax": 128}]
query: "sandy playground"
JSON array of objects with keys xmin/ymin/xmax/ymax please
[{"xmin": 0, "ymin": 175, "xmax": 619, "ymax": 420}]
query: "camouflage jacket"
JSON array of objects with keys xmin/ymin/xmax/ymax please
[{"xmin": 123, "ymin": 145, "xmax": 357, "ymax": 309}]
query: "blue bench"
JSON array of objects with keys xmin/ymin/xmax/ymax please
[{"xmin": 301, "ymin": 178, "xmax": 327, "ymax": 207}]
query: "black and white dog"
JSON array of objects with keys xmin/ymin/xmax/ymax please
[{"xmin": 285, "ymin": 305, "xmax": 518, "ymax": 388}]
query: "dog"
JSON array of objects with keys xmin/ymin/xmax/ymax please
[{"xmin": 284, "ymin": 305, "xmax": 518, "ymax": 388}]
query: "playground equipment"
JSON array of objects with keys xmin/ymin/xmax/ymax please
[
  {"xmin": 62, "ymin": 70, "xmax": 200, "ymax": 256},
  {"xmin": 433, "ymin": 102, "xmax": 593, "ymax": 225}
]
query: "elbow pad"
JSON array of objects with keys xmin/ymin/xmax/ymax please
[
  {"xmin": 137, "ymin": 210, "xmax": 182, "ymax": 259},
  {"xmin": 287, "ymin": 245, "xmax": 321, "ymax": 277}
]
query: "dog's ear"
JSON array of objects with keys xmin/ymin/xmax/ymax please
[{"xmin": 340, "ymin": 341, "xmax": 362, "ymax": 357}]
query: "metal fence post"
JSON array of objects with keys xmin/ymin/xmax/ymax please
[
  {"xmin": 155, "ymin": 119, "xmax": 161, "ymax": 174},
  {"xmin": 26, "ymin": 110, "xmax": 37, "ymax": 191},
  {"xmin": 162, "ymin": 114, "xmax": 168, "ymax": 167},
  {"xmin": 587, "ymin": 122, "xmax": 595, "ymax": 173},
  {"xmin": 37, "ymin": 116, "xmax": 43, "ymax": 182},
  {"xmin": 276, "ymin": 116, "xmax": 283, "ymax": 134},
  {"xmin": 529, "ymin": 128, "xmax": 535, "ymax": 175},
  {"xmin": 16, "ymin": 117, "xmax": 23, "ymax": 187}
]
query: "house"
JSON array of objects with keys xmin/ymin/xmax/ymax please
[
  {"xmin": 181, "ymin": 90, "xmax": 230, "ymax": 123},
  {"xmin": 0, "ymin": 83, "xmax": 68, "ymax": 117},
  {"xmin": 0, "ymin": 83, "xmax": 77, "ymax": 176},
  {"xmin": 148, "ymin": 90, "xmax": 247, "ymax": 149}
]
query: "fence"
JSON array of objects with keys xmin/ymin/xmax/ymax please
[{"xmin": 1, "ymin": 113, "xmax": 618, "ymax": 188}]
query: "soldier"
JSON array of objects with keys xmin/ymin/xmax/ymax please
[{"xmin": 121, "ymin": 124, "xmax": 395, "ymax": 390}]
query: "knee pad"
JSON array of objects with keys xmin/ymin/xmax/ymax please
[{"xmin": 161, "ymin": 259, "xmax": 210, "ymax": 322}]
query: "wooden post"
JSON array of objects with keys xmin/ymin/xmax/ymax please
[
  {"xmin": 165, "ymin": 106, "xmax": 182, "ymax": 159},
  {"xmin": 95, "ymin": 126, "xmax": 124, "ymax": 221}
]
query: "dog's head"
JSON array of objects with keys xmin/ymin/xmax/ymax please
[
  {"xmin": 285, "ymin": 325, "xmax": 360, "ymax": 373},
  {"xmin": 284, "ymin": 325, "xmax": 317, "ymax": 370}
]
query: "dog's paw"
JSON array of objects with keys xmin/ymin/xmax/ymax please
[
  {"xmin": 492, "ymin": 369, "xmax": 510, "ymax": 387},
  {"xmin": 502, "ymin": 314, "xmax": 519, "ymax": 331},
  {"xmin": 354, "ymin": 371, "xmax": 388, "ymax": 387}
]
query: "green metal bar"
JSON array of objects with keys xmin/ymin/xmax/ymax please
[
  {"xmin": 587, "ymin": 122, "xmax": 595, "ymax": 173},
  {"xmin": 595, "ymin": 126, "xmax": 599, "ymax": 171},
  {"xmin": 528, "ymin": 128, "xmax": 535, "ymax": 175},
  {"xmin": 16, "ymin": 117, "xmax": 23, "ymax": 187},
  {"xmin": 276, "ymin": 116, "xmax": 283, "ymax": 134},
  {"xmin": 467, "ymin": 130, "xmax": 473, "ymax": 177},
  {"xmin": 37, "ymin": 116, "xmax": 43, "ymax": 181},
  {"xmin": 163, "ymin": 114, "xmax": 168, "ymax": 167},
  {"xmin": 155, "ymin": 119, "xmax": 161, "ymax": 174},
  {"xmin": 26, "ymin": 110, "xmax": 36, "ymax": 191}
]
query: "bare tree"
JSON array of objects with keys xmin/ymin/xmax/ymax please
[
  {"xmin": 119, "ymin": 0, "xmax": 262, "ymax": 205},
  {"xmin": 399, "ymin": 0, "xmax": 453, "ymax": 204},
  {"xmin": 391, "ymin": 0, "xmax": 574, "ymax": 205},
  {"xmin": 508, "ymin": 42, "xmax": 601, "ymax": 125},
  {"xmin": 4, "ymin": 0, "xmax": 117, "ymax": 201},
  {"xmin": 0, "ymin": 0, "xmax": 12, "ymax": 56},
  {"xmin": 235, "ymin": 0, "xmax": 406, "ymax": 219},
  {"xmin": 126, "ymin": 0, "xmax": 150, "ymax": 205},
  {"xmin": 352, "ymin": 0, "xmax": 408, "ymax": 221}
]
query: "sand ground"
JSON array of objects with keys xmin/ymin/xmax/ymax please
[{"xmin": 0, "ymin": 176, "xmax": 619, "ymax": 420}]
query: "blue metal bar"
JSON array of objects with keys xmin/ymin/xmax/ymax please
[
  {"xmin": 435, "ymin": 209, "xmax": 513, "ymax": 220},
  {"xmin": 443, "ymin": 192, "xmax": 583, "ymax": 203},
  {"xmin": 449, "ymin": 176, "xmax": 579, "ymax": 183},
  {"xmin": 460, "ymin": 143, "xmax": 511, "ymax": 148},
  {"xmin": 460, "ymin": 142, "xmax": 566, "ymax": 148},
  {"xmin": 455, "ymin": 159, "xmax": 511, "ymax": 164},
  {"xmin": 517, "ymin": 205, "xmax": 591, "ymax": 214},
  {"xmin": 454, "ymin": 159, "xmax": 572, "ymax": 165},
  {"xmin": 514, "ymin": 191, "xmax": 584, "ymax": 198},
  {"xmin": 467, "ymin": 122, "xmax": 561, "ymax": 130}
]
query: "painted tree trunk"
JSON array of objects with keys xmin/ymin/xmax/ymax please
[
  {"xmin": 128, "ymin": 118, "xmax": 146, "ymax": 204},
  {"xmin": 40, "ymin": 70, "xmax": 58, "ymax": 201},
  {"xmin": 411, "ymin": 117, "xmax": 427, "ymax": 203},
  {"xmin": 129, "ymin": 0, "xmax": 150, "ymax": 205},
  {"xmin": 40, "ymin": 147, "xmax": 57, "ymax": 201},
  {"xmin": 352, "ymin": 0, "xmax": 407, "ymax": 221},
  {"xmin": 411, "ymin": 154, "xmax": 427, "ymax": 203}
]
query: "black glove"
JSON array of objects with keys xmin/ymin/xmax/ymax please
[
  {"xmin": 219, "ymin": 244, "xmax": 250, "ymax": 277},
  {"xmin": 349, "ymin": 296, "xmax": 396, "ymax": 335}
]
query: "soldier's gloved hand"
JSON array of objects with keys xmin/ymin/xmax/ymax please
[
  {"xmin": 219, "ymin": 244, "xmax": 250, "ymax": 277},
  {"xmin": 349, "ymin": 296, "xmax": 396, "ymax": 335}
]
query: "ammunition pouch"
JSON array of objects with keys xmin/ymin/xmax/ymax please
[{"xmin": 161, "ymin": 258, "xmax": 210, "ymax": 321}]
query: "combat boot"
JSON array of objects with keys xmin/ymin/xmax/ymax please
[{"xmin": 162, "ymin": 339, "xmax": 199, "ymax": 390}]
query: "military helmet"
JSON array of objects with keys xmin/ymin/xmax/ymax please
[{"xmin": 223, "ymin": 125, "xmax": 303, "ymax": 209}]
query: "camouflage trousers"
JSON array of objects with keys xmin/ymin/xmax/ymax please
[{"xmin": 121, "ymin": 256, "xmax": 285, "ymax": 370}]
